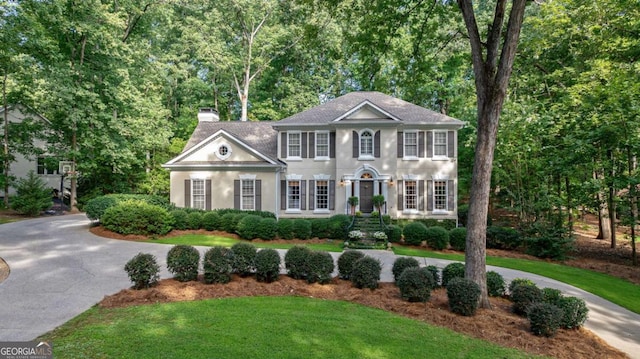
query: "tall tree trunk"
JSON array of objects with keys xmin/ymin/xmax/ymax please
[
  {"xmin": 608, "ymin": 150, "xmax": 617, "ymax": 248},
  {"xmin": 2, "ymin": 69, "xmax": 9, "ymax": 207},
  {"xmin": 566, "ymin": 176, "xmax": 573, "ymax": 233},
  {"xmin": 628, "ymin": 149, "xmax": 637, "ymax": 265},
  {"xmin": 594, "ymin": 170, "xmax": 611, "ymax": 240}
]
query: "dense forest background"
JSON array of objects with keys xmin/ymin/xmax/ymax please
[{"xmin": 1, "ymin": 0, "xmax": 639, "ymax": 248}]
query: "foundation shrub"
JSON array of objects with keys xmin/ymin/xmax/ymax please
[
  {"xmin": 203, "ymin": 246, "xmax": 233, "ymax": 284},
  {"xmin": 446, "ymin": 277, "xmax": 481, "ymax": 316},
  {"xmin": 255, "ymin": 249, "xmax": 281, "ymax": 283},
  {"xmin": 186, "ymin": 212, "xmax": 203, "ymax": 230},
  {"xmin": 124, "ymin": 252, "xmax": 160, "ymax": 289},
  {"xmin": 511, "ymin": 283, "xmax": 543, "ymax": 316},
  {"xmin": 257, "ymin": 218, "xmax": 278, "ymax": 240},
  {"xmin": 305, "ymin": 251, "xmax": 334, "ymax": 284},
  {"xmin": 220, "ymin": 213, "xmax": 237, "ymax": 233},
  {"xmin": 277, "ymin": 218, "xmax": 295, "ymax": 240},
  {"xmin": 230, "ymin": 242, "xmax": 257, "ymax": 276},
  {"xmin": 486, "ymin": 271, "xmax": 506, "ymax": 297},
  {"xmin": 527, "ymin": 302, "xmax": 563, "ymax": 337},
  {"xmin": 337, "ymin": 250, "xmax": 365, "ymax": 280},
  {"xmin": 402, "ymin": 222, "xmax": 428, "ymax": 246},
  {"xmin": 350, "ymin": 256, "xmax": 382, "ymax": 289},
  {"xmin": 391, "ymin": 257, "xmax": 420, "ymax": 282},
  {"xmin": 293, "ymin": 219, "xmax": 312, "ymax": 240},
  {"xmin": 166, "ymin": 245, "xmax": 200, "ymax": 282},
  {"xmin": 236, "ymin": 215, "xmax": 262, "ymax": 240},
  {"xmin": 202, "ymin": 211, "xmax": 221, "ymax": 231},
  {"xmin": 102, "ymin": 200, "xmax": 173, "ymax": 236},
  {"xmin": 85, "ymin": 194, "xmax": 171, "ymax": 221},
  {"xmin": 284, "ymin": 246, "xmax": 312, "ymax": 279},
  {"xmin": 425, "ymin": 226, "xmax": 449, "ymax": 250},
  {"xmin": 170, "ymin": 209, "xmax": 189, "ymax": 230},
  {"xmin": 385, "ymin": 224, "xmax": 402, "ymax": 243},
  {"xmin": 310, "ymin": 218, "xmax": 330, "ymax": 238},
  {"xmin": 397, "ymin": 267, "xmax": 435, "ymax": 302},
  {"xmin": 448, "ymin": 227, "xmax": 467, "ymax": 251},
  {"xmin": 328, "ymin": 214, "xmax": 351, "ymax": 239},
  {"xmin": 441, "ymin": 262, "xmax": 465, "ymax": 288}
]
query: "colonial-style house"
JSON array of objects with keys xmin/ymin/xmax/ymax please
[{"xmin": 164, "ymin": 92, "xmax": 464, "ymax": 220}]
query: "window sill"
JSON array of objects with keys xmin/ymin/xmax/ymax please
[
  {"xmin": 432, "ymin": 210, "xmax": 450, "ymax": 215},
  {"xmin": 286, "ymin": 157, "xmax": 302, "ymax": 162},
  {"xmin": 314, "ymin": 157, "xmax": 330, "ymax": 161},
  {"xmin": 402, "ymin": 156, "xmax": 419, "ymax": 161},
  {"xmin": 431, "ymin": 156, "xmax": 450, "ymax": 161},
  {"xmin": 358, "ymin": 156, "xmax": 375, "ymax": 161},
  {"xmin": 402, "ymin": 209, "xmax": 420, "ymax": 215},
  {"xmin": 313, "ymin": 209, "xmax": 330, "ymax": 214},
  {"xmin": 285, "ymin": 209, "xmax": 302, "ymax": 214}
]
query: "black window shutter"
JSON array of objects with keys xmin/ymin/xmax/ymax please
[
  {"xmin": 309, "ymin": 180, "xmax": 315, "ymax": 210},
  {"xmin": 206, "ymin": 179, "xmax": 212, "ymax": 210},
  {"xmin": 397, "ymin": 132, "xmax": 403, "ymax": 158},
  {"xmin": 281, "ymin": 132, "xmax": 287, "ymax": 158},
  {"xmin": 418, "ymin": 132, "xmax": 425, "ymax": 158},
  {"xmin": 352, "ymin": 131, "xmax": 359, "ymax": 158},
  {"xmin": 301, "ymin": 180, "xmax": 307, "ymax": 210},
  {"xmin": 256, "ymin": 180, "xmax": 262, "ymax": 211},
  {"xmin": 426, "ymin": 131, "xmax": 433, "ymax": 158},
  {"xmin": 397, "ymin": 180, "xmax": 403, "ymax": 210},
  {"xmin": 329, "ymin": 180, "xmax": 335, "ymax": 210},
  {"xmin": 302, "ymin": 132, "xmax": 308, "ymax": 158},
  {"xmin": 448, "ymin": 131, "xmax": 455, "ymax": 158},
  {"xmin": 330, "ymin": 132, "xmax": 336, "ymax": 158},
  {"xmin": 184, "ymin": 179, "xmax": 191, "ymax": 208},
  {"xmin": 427, "ymin": 180, "xmax": 434, "ymax": 211},
  {"xmin": 374, "ymin": 130, "xmax": 381, "ymax": 158},
  {"xmin": 447, "ymin": 180, "xmax": 454, "ymax": 210},
  {"xmin": 309, "ymin": 133, "xmax": 315, "ymax": 158},
  {"xmin": 234, "ymin": 180, "xmax": 240, "ymax": 209},
  {"xmin": 418, "ymin": 180, "xmax": 425, "ymax": 211},
  {"xmin": 280, "ymin": 180, "xmax": 286, "ymax": 210}
]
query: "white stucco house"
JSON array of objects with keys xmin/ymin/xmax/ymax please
[{"xmin": 164, "ymin": 92, "xmax": 464, "ymax": 220}]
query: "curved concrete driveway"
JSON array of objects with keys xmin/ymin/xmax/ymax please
[{"xmin": 0, "ymin": 214, "xmax": 638, "ymax": 357}]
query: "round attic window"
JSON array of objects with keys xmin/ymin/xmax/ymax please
[{"xmin": 216, "ymin": 144, "xmax": 232, "ymax": 160}]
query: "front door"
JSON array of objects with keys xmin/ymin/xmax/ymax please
[{"xmin": 359, "ymin": 181, "xmax": 374, "ymax": 213}]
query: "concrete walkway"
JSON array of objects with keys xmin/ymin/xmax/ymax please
[{"xmin": 0, "ymin": 214, "xmax": 638, "ymax": 357}]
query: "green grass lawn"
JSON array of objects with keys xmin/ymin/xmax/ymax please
[
  {"xmin": 40, "ymin": 296, "xmax": 544, "ymax": 359},
  {"xmin": 393, "ymin": 246, "xmax": 640, "ymax": 314},
  {"xmin": 151, "ymin": 234, "xmax": 344, "ymax": 252}
]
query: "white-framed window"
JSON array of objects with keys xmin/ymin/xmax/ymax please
[
  {"xmin": 288, "ymin": 132, "xmax": 301, "ymax": 158},
  {"xmin": 434, "ymin": 180, "xmax": 447, "ymax": 211},
  {"xmin": 241, "ymin": 179, "xmax": 255, "ymax": 210},
  {"xmin": 215, "ymin": 143, "xmax": 232, "ymax": 160},
  {"xmin": 315, "ymin": 131, "xmax": 329, "ymax": 158},
  {"xmin": 404, "ymin": 131, "xmax": 418, "ymax": 158},
  {"xmin": 191, "ymin": 179, "xmax": 206, "ymax": 210},
  {"xmin": 37, "ymin": 157, "xmax": 59, "ymax": 175},
  {"xmin": 404, "ymin": 180, "xmax": 418, "ymax": 210},
  {"xmin": 434, "ymin": 131, "xmax": 447, "ymax": 157},
  {"xmin": 360, "ymin": 130, "xmax": 373, "ymax": 157},
  {"xmin": 287, "ymin": 180, "xmax": 301, "ymax": 210},
  {"xmin": 315, "ymin": 180, "xmax": 329, "ymax": 210}
]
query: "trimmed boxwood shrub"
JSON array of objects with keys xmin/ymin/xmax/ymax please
[
  {"xmin": 441, "ymin": 262, "xmax": 465, "ymax": 288},
  {"xmin": 486, "ymin": 226, "xmax": 522, "ymax": 250},
  {"xmin": 446, "ymin": 277, "xmax": 481, "ymax": 316},
  {"xmin": 166, "ymin": 245, "xmax": 200, "ymax": 282},
  {"xmin": 186, "ymin": 212, "xmax": 203, "ymax": 230},
  {"xmin": 230, "ymin": 242, "xmax": 257, "ymax": 276},
  {"xmin": 424, "ymin": 265, "xmax": 440, "ymax": 287},
  {"xmin": 337, "ymin": 250, "xmax": 365, "ymax": 279},
  {"xmin": 541, "ymin": 288, "xmax": 563, "ymax": 305},
  {"xmin": 385, "ymin": 224, "xmax": 402, "ymax": 243},
  {"xmin": 305, "ymin": 251, "xmax": 334, "ymax": 284},
  {"xmin": 220, "ymin": 213, "xmax": 237, "ymax": 233},
  {"xmin": 508, "ymin": 278, "xmax": 536, "ymax": 294},
  {"xmin": 486, "ymin": 271, "xmax": 506, "ymax": 297},
  {"xmin": 293, "ymin": 219, "xmax": 312, "ymax": 240},
  {"xmin": 527, "ymin": 302, "xmax": 563, "ymax": 337},
  {"xmin": 284, "ymin": 246, "xmax": 312, "ymax": 279},
  {"xmin": 449, "ymin": 227, "xmax": 467, "ymax": 251},
  {"xmin": 85, "ymin": 194, "xmax": 171, "ymax": 221},
  {"xmin": 237, "ymin": 215, "xmax": 262, "ymax": 240},
  {"xmin": 203, "ymin": 246, "xmax": 233, "ymax": 284},
  {"xmin": 425, "ymin": 226, "xmax": 449, "ymax": 250},
  {"xmin": 392, "ymin": 257, "xmax": 420, "ymax": 282},
  {"xmin": 277, "ymin": 218, "xmax": 295, "ymax": 240},
  {"xmin": 511, "ymin": 283, "xmax": 543, "ymax": 316},
  {"xmin": 350, "ymin": 256, "xmax": 381, "ymax": 289},
  {"xmin": 124, "ymin": 252, "xmax": 160, "ymax": 289},
  {"xmin": 171, "ymin": 209, "xmax": 189, "ymax": 230},
  {"xmin": 310, "ymin": 218, "xmax": 330, "ymax": 238},
  {"xmin": 557, "ymin": 296, "xmax": 588, "ymax": 329},
  {"xmin": 202, "ymin": 211, "xmax": 221, "ymax": 231},
  {"xmin": 328, "ymin": 214, "xmax": 351, "ymax": 239},
  {"xmin": 257, "ymin": 218, "xmax": 278, "ymax": 240},
  {"xmin": 397, "ymin": 267, "xmax": 435, "ymax": 302},
  {"xmin": 102, "ymin": 200, "xmax": 174, "ymax": 236},
  {"xmin": 403, "ymin": 222, "xmax": 428, "ymax": 246},
  {"xmin": 255, "ymin": 248, "xmax": 281, "ymax": 283}
]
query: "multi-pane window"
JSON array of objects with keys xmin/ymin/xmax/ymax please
[
  {"xmin": 434, "ymin": 181, "xmax": 447, "ymax": 210},
  {"xmin": 315, "ymin": 180, "xmax": 329, "ymax": 210},
  {"xmin": 287, "ymin": 180, "xmax": 301, "ymax": 210},
  {"xmin": 288, "ymin": 132, "xmax": 301, "ymax": 157},
  {"xmin": 241, "ymin": 179, "xmax": 255, "ymax": 210},
  {"xmin": 360, "ymin": 130, "xmax": 373, "ymax": 156},
  {"xmin": 192, "ymin": 179, "xmax": 205, "ymax": 210},
  {"xmin": 404, "ymin": 132, "xmax": 418, "ymax": 157},
  {"xmin": 434, "ymin": 132, "xmax": 447, "ymax": 157},
  {"xmin": 405, "ymin": 180, "xmax": 417, "ymax": 210},
  {"xmin": 315, "ymin": 132, "xmax": 329, "ymax": 158},
  {"xmin": 37, "ymin": 157, "xmax": 58, "ymax": 175}
]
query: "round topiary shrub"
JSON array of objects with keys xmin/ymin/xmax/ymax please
[
  {"xmin": 257, "ymin": 218, "xmax": 278, "ymax": 240},
  {"xmin": 337, "ymin": 250, "xmax": 365, "ymax": 280},
  {"xmin": 350, "ymin": 256, "xmax": 382, "ymax": 290},
  {"xmin": 85, "ymin": 195, "xmax": 119, "ymax": 221},
  {"xmin": 541, "ymin": 287, "xmax": 563, "ymax": 306},
  {"xmin": 237, "ymin": 215, "xmax": 263, "ymax": 240},
  {"xmin": 328, "ymin": 214, "xmax": 351, "ymax": 239},
  {"xmin": 511, "ymin": 283, "xmax": 543, "ymax": 316},
  {"xmin": 220, "ymin": 213, "xmax": 237, "ymax": 233},
  {"xmin": 527, "ymin": 302, "xmax": 564, "ymax": 337},
  {"xmin": 293, "ymin": 219, "xmax": 312, "ymax": 240},
  {"xmin": 305, "ymin": 251, "xmax": 334, "ymax": 284},
  {"xmin": 424, "ymin": 265, "xmax": 441, "ymax": 287},
  {"xmin": 441, "ymin": 262, "xmax": 465, "ymax": 288},
  {"xmin": 392, "ymin": 257, "xmax": 420, "ymax": 282},
  {"xmin": 446, "ymin": 277, "xmax": 481, "ymax": 316},
  {"xmin": 449, "ymin": 227, "xmax": 467, "ymax": 251},
  {"xmin": 277, "ymin": 218, "xmax": 295, "ymax": 240},
  {"xmin": 186, "ymin": 211, "xmax": 203, "ymax": 230},
  {"xmin": 508, "ymin": 278, "xmax": 536, "ymax": 294},
  {"xmin": 230, "ymin": 242, "xmax": 257, "ymax": 276},
  {"xmin": 166, "ymin": 245, "xmax": 200, "ymax": 282},
  {"xmin": 202, "ymin": 211, "xmax": 221, "ymax": 231},
  {"xmin": 170, "ymin": 209, "xmax": 189, "ymax": 230},
  {"xmin": 385, "ymin": 224, "xmax": 402, "ymax": 243},
  {"xmin": 557, "ymin": 296, "xmax": 588, "ymax": 329},
  {"xmin": 310, "ymin": 218, "xmax": 330, "ymax": 238},
  {"xmin": 402, "ymin": 222, "xmax": 428, "ymax": 246},
  {"xmin": 203, "ymin": 246, "xmax": 233, "ymax": 284},
  {"xmin": 425, "ymin": 226, "xmax": 449, "ymax": 250},
  {"xmin": 397, "ymin": 267, "xmax": 435, "ymax": 302},
  {"xmin": 255, "ymin": 248, "xmax": 281, "ymax": 283},
  {"xmin": 102, "ymin": 200, "xmax": 174, "ymax": 236},
  {"xmin": 486, "ymin": 271, "xmax": 506, "ymax": 297},
  {"xmin": 124, "ymin": 252, "xmax": 160, "ymax": 289},
  {"xmin": 284, "ymin": 245, "xmax": 312, "ymax": 279}
]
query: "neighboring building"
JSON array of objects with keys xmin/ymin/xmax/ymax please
[
  {"xmin": 0, "ymin": 105, "xmax": 67, "ymax": 199},
  {"xmin": 164, "ymin": 92, "xmax": 464, "ymax": 220}
]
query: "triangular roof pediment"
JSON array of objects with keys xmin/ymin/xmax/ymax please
[{"xmin": 332, "ymin": 100, "xmax": 401, "ymax": 122}]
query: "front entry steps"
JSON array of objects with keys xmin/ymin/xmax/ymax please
[{"xmin": 344, "ymin": 216, "xmax": 390, "ymax": 250}]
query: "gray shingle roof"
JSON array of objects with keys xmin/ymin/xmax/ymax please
[{"xmin": 275, "ymin": 91, "xmax": 464, "ymax": 126}]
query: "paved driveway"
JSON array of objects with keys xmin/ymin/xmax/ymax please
[{"xmin": 0, "ymin": 214, "xmax": 638, "ymax": 357}]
